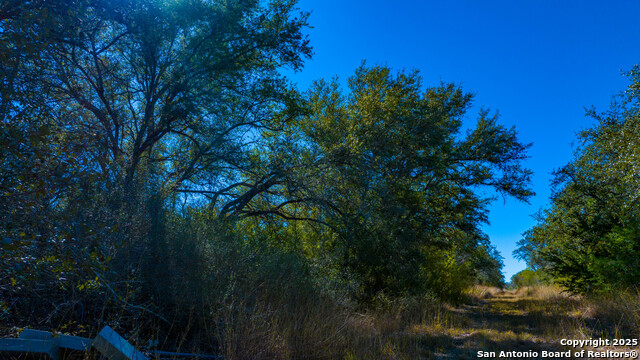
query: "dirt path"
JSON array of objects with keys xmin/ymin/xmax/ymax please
[{"xmin": 422, "ymin": 289, "xmax": 586, "ymax": 359}]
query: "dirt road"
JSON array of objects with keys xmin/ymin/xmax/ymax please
[{"xmin": 420, "ymin": 288, "xmax": 619, "ymax": 359}]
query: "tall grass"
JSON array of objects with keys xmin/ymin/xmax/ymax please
[
  {"xmin": 4, "ymin": 281, "xmax": 640, "ymax": 359},
  {"xmin": 585, "ymin": 288, "xmax": 640, "ymax": 339}
]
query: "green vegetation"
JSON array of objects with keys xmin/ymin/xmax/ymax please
[
  {"xmin": 285, "ymin": 65, "xmax": 530, "ymax": 299},
  {"xmin": 2, "ymin": 0, "xmax": 640, "ymax": 359},
  {"xmin": 515, "ymin": 67, "xmax": 640, "ymax": 293},
  {"xmin": 510, "ymin": 269, "xmax": 547, "ymax": 289}
]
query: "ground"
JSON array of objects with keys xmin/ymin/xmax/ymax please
[
  {"xmin": 405, "ymin": 287, "xmax": 638, "ymax": 360},
  {"xmin": 2, "ymin": 286, "xmax": 638, "ymax": 360}
]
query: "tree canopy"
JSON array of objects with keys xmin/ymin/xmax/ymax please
[
  {"xmin": 1, "ymin": 0, "xmax": 313, "ymax": 313},
  {"xmin": 263, "ymin": 65, "xmax": 533, "ymax": 298},
  {"xmin": 1, "ymin": 0, "xmax": 534, "ymax": 338},
  {"xmin": 1, "ymin": 0, "xmax": 311, "ymax": 206},
  {"xmin": 516, "ymin": 66, "xmax": 640, "ymax": 293}
]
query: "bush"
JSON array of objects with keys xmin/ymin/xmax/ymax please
[{"xmin": 510, "ymin": 269, "xmax": 548, "ymax": 288}]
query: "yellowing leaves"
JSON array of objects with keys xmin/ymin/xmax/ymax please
[{"xmin": 76, "ymin": 276, "xmax": 100, "ymax": 291}]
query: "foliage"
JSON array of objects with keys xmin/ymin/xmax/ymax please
[
  {"xmin": 269, "ymin": 65, "xmax": 531, "ymax": 300},
  {"xmin": 1, "ymin": 1, "xmax": 535, "ymax": 355},
  {"xmin": 510, "ymin": 269, "xmax": 547, "ymax": 288},
  {"xmin": 1, "ymin": 0, "xmax": 312, "ymax": 331},
  {"xmin": 516, "ymin": 66, "xmax": 640, "ymax": 293}
]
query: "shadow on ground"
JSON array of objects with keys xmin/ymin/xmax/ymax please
[{"xmin": 406, "ymin": 290, "xmax": 591, "ymax": 359}]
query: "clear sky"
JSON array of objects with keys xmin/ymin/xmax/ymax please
[{"xmin": 284, "ymin": 0, "xmax": 640, "ymax": 280}]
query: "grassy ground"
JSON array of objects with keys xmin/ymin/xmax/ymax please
[
  {"xmin": 374, "ymin": 286, "xmax": 640, "ymax": 359},
  {"xmin": 2, "ymin": 286, "xmax": 639, "ymax": 359},
  {"xmin": 218, "ymin": 285, "xmax": 640, "ymax": 359}
]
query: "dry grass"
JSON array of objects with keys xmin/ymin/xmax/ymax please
[
  {"xmin": 214, "ymin": 285, "xmax": 640, "ymax": 359},
  {"xmin": 4, "ymin": 285, "xmax": 639, "ymax": 359},
  {"xmin": 464, "ymin": 285, "xmax": 504, "ymax": 299},
  {"xmin": 514, "ymin": 284, "xmax": 572, "ymax": 300},
  {"xmin": 583, "ymin": 289, "xmax": 640, "ymax": 339}
]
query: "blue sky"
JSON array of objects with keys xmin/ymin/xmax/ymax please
[{"xmin": 285, "ymin": 0, "xmax": 640, "ymax": 280}]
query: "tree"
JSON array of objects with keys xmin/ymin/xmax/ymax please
[
  {"xmin": 3, "ymin": 0, "xmax": 311, "ymax": 205},
  {"xmin": 262, "ymin": 64, "xmax": 532, "ymax": 299},
  {"xmin": 510, "ymin": 268, "xmax": 547, "ymax": 288},
  {"xmin": 1, "ymin": 0, "xmax": 312, "ymax": 318},
  {"xmin": 516, "ymin": 66, "xmax": 640, "ymax": 293}
]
